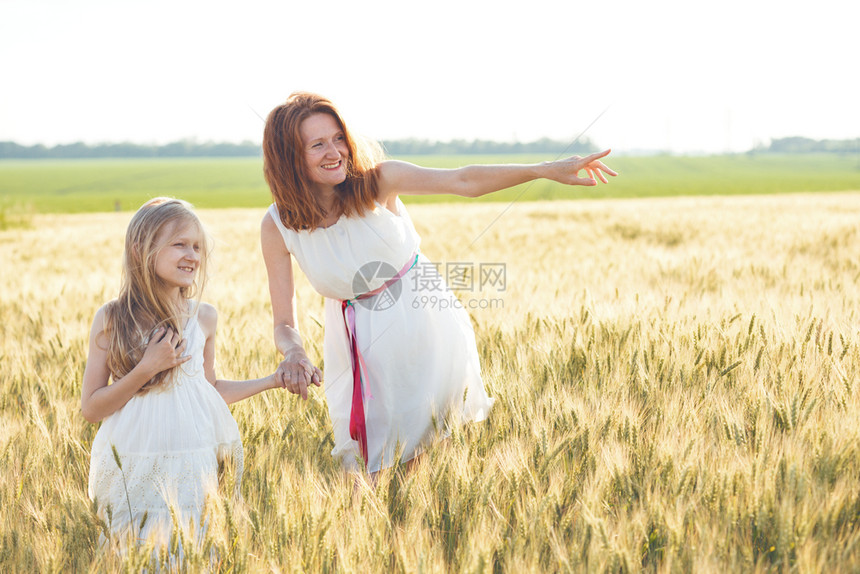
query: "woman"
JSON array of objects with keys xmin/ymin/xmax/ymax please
[{"xmin": 261, "ymin": 92, "xmax": 616, "ymax": 473}]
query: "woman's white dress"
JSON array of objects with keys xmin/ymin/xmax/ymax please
[
  {"xmin": 268, "ymin": 198, "xmax": 494, "ymax": 472},
  {"xmin": 88, "ymin": 308, "xmax": 243, "ymax": 546}
]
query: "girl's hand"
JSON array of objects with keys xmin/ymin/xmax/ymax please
[
  {"xmin": 140, "ymin": 327, "xmax": 190, "ymax": 376},
  {"xmin": 276, "ymin": 351, "xmax": 322, "ymax": 400},
  {"xmin": 547, "ymin": 149, "xmax": 618, "ymax": 186}
]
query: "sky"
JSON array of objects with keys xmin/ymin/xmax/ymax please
[{"xmin": 1, "ymin": 0, "xmax": 857, "ymax": 154}]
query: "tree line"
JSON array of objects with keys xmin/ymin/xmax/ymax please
[
  {"xmin": 756, "ymin": 137, "xmax": 859, "ymax": 154},
  {"xmin": 0, "ymin": 136, "xmax": 856, "ymax": 159},
  {"xmin": 0, "ymin": 137, "xmax": 598, "ymax": 159},
  {"xmin": 0, "ymin": 140, "xmax": 262, "ymax": 159},
  {"xmin": 379, "ymin": 137, "xmax": 597, "ymax": 155}
]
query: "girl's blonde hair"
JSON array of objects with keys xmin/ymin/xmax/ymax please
[{"xmin": 104, "ymin": 197, "xmax": 210, "ymax": 394}]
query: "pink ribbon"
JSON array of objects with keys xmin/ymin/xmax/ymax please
[{"xmin": 341, "ymin": 253, "xmax": 418, "ymax": 465}]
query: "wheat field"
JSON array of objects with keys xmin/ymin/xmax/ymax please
[{"xmin": 1, "ymin": 192, "xmax": 859, "ymax": 572}]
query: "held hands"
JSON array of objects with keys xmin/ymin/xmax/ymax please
[
  {"xmin": 547, "ymin": 149, "xmax": 618, "ymax": 186},
  {"xmin": 140, "ymin": 327, "xmax": 190, "ymax": 376},
  {"xmin": 276, "ymin": 350, "xmax": 322, "ymax": 400}
]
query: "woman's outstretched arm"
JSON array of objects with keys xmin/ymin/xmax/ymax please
[{"xmin": 376, "ymin": 149, "xmax": 617, "ymax": 203}]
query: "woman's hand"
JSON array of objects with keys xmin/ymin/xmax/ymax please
[
  {"xmin": 138, "ymin": 326, "xmax": 190, "ymax": 377},
  {"xmin": 275, "ymin": 350, "xmax": 322, "ymax": 400},
  {"xmin": 546, "ymin": 149, "xmax": 618, "ymax": 186}
]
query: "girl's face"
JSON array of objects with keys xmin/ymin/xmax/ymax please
[
  {"xmin": 300, "ymin": 113, "xmax": 349, "ymax": 190},
  {"xmin": 153, "ymin": 220, "xmax": 202, "ymax": 295}
]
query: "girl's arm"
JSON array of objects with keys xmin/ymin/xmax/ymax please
[
  {"xmin": 198, "ymin": 303, "xmax": 280, "ymax": 404},
  {"xmin": 261, "ymin": 214, "xmax": 322, "ymax": 400},
  {"xmin": 376, "ymin": 149, "xmax": 617, "ymax": 206},
  {"xmin": 80, "ymin": 304, "xmax": 191, "ymax": 423}
]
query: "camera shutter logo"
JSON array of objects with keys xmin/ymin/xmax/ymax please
[{"xmin": 352, "ymin": 261, "xmax": 402, "ymax": 311}]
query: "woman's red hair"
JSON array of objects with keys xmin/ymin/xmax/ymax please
[{"xmin": 263, "ymin": 92, "xmax": 383, "ymax": 230}]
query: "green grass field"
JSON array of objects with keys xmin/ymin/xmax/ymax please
[{"xmin": 1, "ymin": 154, "xmax": 858, "ymax": 215}]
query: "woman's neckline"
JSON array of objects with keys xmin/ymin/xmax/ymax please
[
  {"xmin": 313, "ymin": 211, "xmax": 347, "ymax": 230},
  {"xmin": 307, "ymin": 199, "xmax": 401, "ymax": 231}
]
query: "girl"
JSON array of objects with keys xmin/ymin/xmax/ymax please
[
  {"xmin": 260, "ymin": 92, "xmax": 616, "ymax": 475},
  {"xmin": 81, "ymin": 197, "xmax": 280, "ymax": 549}
]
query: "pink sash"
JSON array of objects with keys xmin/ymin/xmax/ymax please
[{"xmin": 340, "ymin": 253, "xmax": 418, "ymax": 466}]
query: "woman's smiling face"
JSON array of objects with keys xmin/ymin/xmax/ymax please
[{"xmin": 300, "ymin": 113, "xmax": 349, "ymax": 190}]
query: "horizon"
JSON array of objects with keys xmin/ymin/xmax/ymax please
[{"xmin": 3, "ymin": 134, "xmax": 854, "ymax": 159}]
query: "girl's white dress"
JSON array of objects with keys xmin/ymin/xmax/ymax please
[
  {"xmin": 88, "ymin": 308, "xmax": 243, "ymax": 546},
  {"xmin": 268, "ymin": 198, "xmax": 494, "ymax": 472}
]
